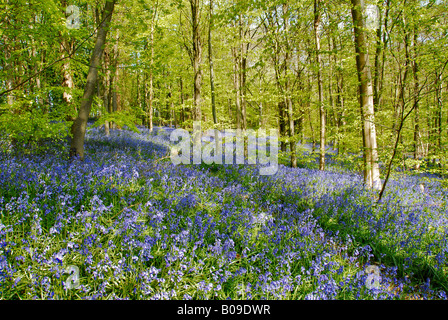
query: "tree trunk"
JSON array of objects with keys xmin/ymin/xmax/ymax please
[
  {"xmin": 148, "ymin": 7, "xmax": 156, "ymax": 132},
  {"xmin": 102, "ymin": 46, "xmax": 111, "ymax": 136},
  {"xmin": 112, "ymin": 29, "xmax": 120, "ymax": 128},
  {"xmin": 378, "ymin": 0, "xmax": 390, "ymax": 110},
  {"xmin": 307, "ymin": 69, "xmax": 316, "ymax": 152},
  {"xmin": 336, "ymin": 52, "xmax": 346, "ymax": 155},
  {"xmin": 351, "ymin": 0, "xmax": 381, "ymax": 190},
  {"xmin": 239, "ymin": 15, "xmax": 247, "ymax": 132},
  {"xmin": 70, "ymin": 0, "xmax": 115, "ymax": 160},
  {"xmin": 232, "ymin": 47, "xmax": 242, "ymax": 130},
  {"xmin": 328, "ymin": 36, "xmax": 337, "ymax": 151},
  {"xmin": 60, "ymin": 41, "xmax": 74, "ymax": 108},
  {"xmin": 435, "ymin": 71, "xmax": 443, "ymax": 153},
  {"xmin": 4, "ymin": 39, "xmax": 15, "ymax": 107},
  {"xmin": 314, "ymin": 0, "xmax": 325, "ymax": 170},
  {"xmin": 373, "ymin": 3, "xmax": 383, "ymax": 111},
  {"xmin": 61, "ymin": 0, "xmax": 75, "ymax": 113},
  {"xmin": 179, "ymin": 77, "xmax": 185, "ymax": 125},
  {"xmin": 190, "ymin": 0, "xmax": 202, "ymax": 127},
  {"xmin": 296, "ymin": 75, "xmax": 305, "ymax": 144},
  {"xmin": 208, "ymin": 0, "xmax": 217, "ymax": 125},
  {"xmin": 413, "ymin": 29, "xmax": 420, "ymax": 167},
  {"xmin": 283, "ymin": 2, "xmax": 296, "ymax": 168},
  {"xmin": 278, "ymin": 101, "xmax": 286, "ymax": 152}
]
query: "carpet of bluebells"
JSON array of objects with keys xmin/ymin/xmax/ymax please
[{"xmin": 1, "ymin": 126, "xmax": 448, "ymax": 300}]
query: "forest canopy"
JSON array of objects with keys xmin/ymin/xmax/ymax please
[{"xmin": 1, "ymin": 0, "xmax": 447, "ymax": 180}]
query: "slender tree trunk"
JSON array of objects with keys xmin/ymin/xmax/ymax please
[
  {"xmin": 270, "ymin": 23, "xmax": 286, "ymax": 153},
  {"xmin": 287, "ymin": 97, "xmax": 296, "ymax": 166},
  {"xmin": 307, "ymin": 69, "xmax": 316, "ymax": 152},
  {"xmin": 70, "ymin": 0, "xmax": 115, "ymax": 160},
  {"xmin": 436, "ymin": 71, "xmax": 443, "ymax": 153},
  {"xmin": 148, "ymin": 8, "xmax": 156, "ymax": 132},
  {"xmin": 239, "ymin": 28, "xmax": 247, "ymax": 132},
  {"xmin": 314, "ymin": 0, "xmax": 325, "ymax": 170},
  {"xmin": 336, "ymin": 47, "xmax": 346, "ymax": 155},
  {"xmin": 4, "ymin": 38, "xmax": 15, "ymax": 107},
  {"xmin": 208, "ymin": 0, "xmax": 220, "ymax": 154},
  {"xmin": 296, "ymin": 76, "xmax": 305, "ymax": 144},
  {"xmin": 329, "ymin": 36, "xmax": 338, "ymax": 151},
  {"xmin": 102, "ymin": 47, "xmax": 111, "ymax": 135},
  {"xmin": 379, "ymin": 0, "xmax": 390, "ymax": 109},
  {"xmin": 373, "ymin": 2, "xmax": 383, "ymax": 111},
  {"xmin": 351, "ymin": 0, "xmax": 381, "ymax": 190},
  {"xmin": 278, "ymin": 101, "xmax": 287, "ymax": 152},
  {"xmin": 228, "ymin": 98, "xmax": 232, "ymax": 126},
  {"xmin": 148, "ymin": 61, "xmax": 154, "ymax": 131},
  {"xmin": 209, "ymin": 0, "xmax": 217, "ymax": 125},
  {"xmin": 283, "ymin": 2, "xmax": 296, "ymax": 167},
  {"xmin": 190, "ymin": 0, "xmax": 202, "ymax": 128},
  {"xmin": 136, "ymin": 71, "xmax": 142, "ymax": 125},
  {"xmin": 413, "ymin": 35, "xmax": 420, "ymax": 167},
  {"xmin": 61, "ymin": 41, "xmax": 74, "ymax": 107},
  {"xmin": 112, "ymin": 29, "xmax": 120, "ymax": 128},
  {"xmin": 179, "ymin": 77, "xmax": 185, "ymax": 125},
  {"xmin": 232, "ymin": 47, "xmax": 242, "ymax": 130},
  {"xmin": 61, "ymin": 0, "xmax": 75, "ymax": 113}
]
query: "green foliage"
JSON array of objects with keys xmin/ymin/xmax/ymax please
[
  {"xmin": 0, "ymin": 103, "xmax": 71, "ymax": 154},
  {"xmin": 92, "ymin": 110, "xmax": 140, "ymax": 133}
]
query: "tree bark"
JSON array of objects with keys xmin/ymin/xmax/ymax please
[
  {"xmin": 413, "ymin": 27, "xmax": 421, "ymax": 168},
  {"xmin": 102, "ymin": 47, "xmax": 111, "ymax": 135},
  {"xmin": 232, "ymin": 47, "xmax": 242, "ymax": 130},
  {"xmin": 307, "ymin": 68, "xmax": 316, "ymax": 152},
  {"xmin": 314, "ymin": 0, "xmax": 325, "ymax": 170},
  {"xmin": 436, "ymin": 71, "xmax": 443, "ymax": 153},
  {"xmin": 208, "ymin": 0, "xmax": 217, "ymax": 125},
  {"xmin": 373, "ymin": 2, "xmax": 383, "ymax": 111},
  {"xmin": 70, "ymin": 0, "xmax": 115, "ymax": 160},
  {"xmin": 112, "ymin": 28, "xmax": 120, "ymax": 129},
  {"xmin": 239, "ymin": 15, "xmax": 247, "ymax": 133},
  {"xmin": 278, "ymin": 101, "xmax": 287, "ymax": 153},
  {"xmin": 283, "ymin": 2, "xmax": 296, "ymax": 168},
  {"xmin": 335, "ymin": 46, "xmax": 346, "ymax": 155},
  {"xmin": 60, "ymin": 41, "xmax": 74, "ymax": 106},
  {"xmin": 190, "ymin": 0, "xmax": 202, "ymax": 126},
  {"xmin": 61, "ymin": 0, "xmax": 75, "ymax": 115},
  {"xmin": 179, "ymin": 77, "xmax": 185, "ymax": 125},
  {"xmin": 148, "ymin": 5, "xmax": 157, "ymax": 132},
  {"xmin": 351, "ymin": 0, "xmax": 382, "ymax": 190}
]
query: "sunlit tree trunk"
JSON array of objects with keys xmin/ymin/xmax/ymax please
[
  {"xmin": 413, "ymin": 28, "xmax": 421, "ymax": 168},
  {"xmin": 208, "ymin": 0, "xmax": 220, "ymax": 153},
  {"xmin": 373, "ymin": 2, "xmax": 383, "ymax": 110},
  {"xmin": 179, "ymin": 77, "xmax": 185, "ymax": 125},
  {"xmin": 148, "ymin": 9, "xmax": 156, "ymax": 132},
  {"xmin": 306, "ymin": 66, "xmax": 316, "ymax": 152},
  {"xmin": 351, "ymin": 0, "xmax": 381, "ymax": 190},
  {"xmin": 102, "ymin": 47, "xmax": 111, "ymax": 136},
  {"xmin": 239, "ymin": 15, "xmax": 247, "ymax": 133},
  {"xmin": 61, "ymin": 0, "xmax": 75, "ymax": 116},
  {"xmin": 335, "ymin": 48, "xmax": 346, "ymax": 155},
  {"xmin": 314, "ymin": 0, "xmax": 325, "ymax": 170},
  {"xmin": 208, "ymin": 0, "xmax": 217, "ymax": 125},
  {"xmin": 232, "ymin": 47, "xmax": 241, "ymax": 130},
  {"xmin": 283, "ymin": 2, "xmax": 296, "ymax": 168},
  {"xmin": 190, "ymin": 0, "xmax": 202, "ymax": 127},
  {"xmin": 112, "ymin": 29, "xmax": 120, "ymax": 129},
  {"xmin": 70, "ymin": 0, "xmax": 115, "ymax": 160}
]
